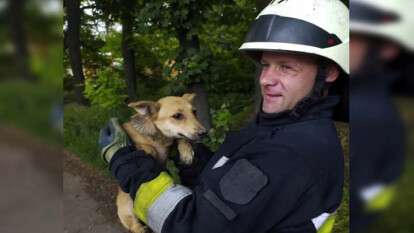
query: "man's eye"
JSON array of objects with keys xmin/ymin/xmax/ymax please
[
  {"xmin": 260, "ymin": 63, "xmax": 269, "ymax": 68},
  {"xmin": 172, "ymin": 113, "xmax": 184, "ymax": 120},
  {"xmin": 281, "ymin": 65, "xmax": 293, "ymax": 70}
]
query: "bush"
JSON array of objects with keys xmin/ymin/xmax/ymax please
[
  {"xmin": 203, "ymin": 101, "xmax": 254, "ymax": 151},
  {"xmin": 0, "ymin": 81, "xmax": 61, "ymax": 141},
  {"xmin": 84, "ymin": 68, "xmax": 128, "ymax": 110},
  {"xmin": 64, "ymin": 104, "xmax": 131, "ymax": 170},
  {"xmin": 203, "ymin": 103, "xmax": 232, "ymax": 150}
]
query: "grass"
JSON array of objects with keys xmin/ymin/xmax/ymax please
[
  {"xmin": 63, "ymin": 104, "xmax": 132, "ymax": 172},
  {"xmin": 0, "ymin": 81, "xmax": 61, "ymax": 143}
]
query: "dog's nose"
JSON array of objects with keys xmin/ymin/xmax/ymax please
[{"xmin": 198, "ymin": 129, "xmax": 208, "ymax": 138}]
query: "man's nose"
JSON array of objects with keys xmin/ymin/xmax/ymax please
[{"xmin": 260, "ymin": 69, "xmax": 279, "ymax": 86}]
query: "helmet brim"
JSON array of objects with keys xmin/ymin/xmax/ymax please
[{"xmin": 239, "ymin": 41, "xmax": 349, "ymax": 74}]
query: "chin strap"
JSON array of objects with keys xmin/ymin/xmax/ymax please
[{"xmin": 289, "ymin": 63, "xmax": 327, "ymax": 120}]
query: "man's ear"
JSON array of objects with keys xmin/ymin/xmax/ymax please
[
  {"xmin": 182, "ymin": 93, "xmax": 196, "ymax": 103},
  {"xmin": 380, "ymin": 42, "xmax": 400, "ymax": 62},
  {"xmin": 128, "ymin": 101, "xmax": 160, "ymax": 116},
  {"xmin": 325, "ymin": 64, "xmax": 340, "ymax": 83}
]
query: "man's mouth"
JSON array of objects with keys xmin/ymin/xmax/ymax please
[{"xmin": 264, "ymin": 93, "xmax": 283, "ymax": 100}]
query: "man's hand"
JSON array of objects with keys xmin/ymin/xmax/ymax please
[{"xmin": 98, "ymin": 118, "xmax": 131, "ymax": 163}]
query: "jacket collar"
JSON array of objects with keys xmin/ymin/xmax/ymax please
[{"xmin": 254, "ymin": 96, "xmax": 340, "ymax": 127}]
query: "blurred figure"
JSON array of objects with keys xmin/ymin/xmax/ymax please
[
  {"xmin": 0, "ymin": 0, "xmax": 63, "ymax": 232},
  {"xmin": 349, "ymin": 0, "xmax": 414, "ymax": 232}
]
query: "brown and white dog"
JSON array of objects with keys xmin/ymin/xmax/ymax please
[{"xmin": 117, "ymin": 93, "xmax": 206, "ymax": 233}]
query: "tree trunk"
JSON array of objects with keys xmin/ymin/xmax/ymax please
[
  {"xmin": 177, "ymin": 31, "xmax": 212, "ymax": 130},
  {"xmin": 8, "ymin": 0, "xmax": 37, "ymax": 82},
  {"xmin": 65, "ymin": 0, "xmax": 88, "ymax": 105},
  {"xmin": 189, "ymin": 83, "xmax": 212, "ymax": 130},
  {"xmin": 121, "ymin": 1, "xmax": 138, "ymax": 101}
]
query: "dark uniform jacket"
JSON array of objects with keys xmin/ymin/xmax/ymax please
[
  {"xmin": 111, "ymin": 96, "xmax": 344, "ymax": 233},
  {"xmin": 350, "ymin": 72, "xmax": 405, "ymax": 232}
]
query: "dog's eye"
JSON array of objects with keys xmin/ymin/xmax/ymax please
[
  {"xmin": 172, "ymin": 113, "xmax": 184, "ymax": 120},
  {"xmin": 192, "ymin": 109, "xmax": 197, "ymax": 116}
]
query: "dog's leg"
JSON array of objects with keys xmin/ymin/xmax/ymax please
[
  {"xmin": 177, "ymin": 139, "xmax": 194, "ymax": 165},
  {"xmin": 139, "ymin": 144, "xmax": 158, "ymax": 158},
  {"xmin": 116, "ymin": 188, "xmax": 148, "ymax": 233}
]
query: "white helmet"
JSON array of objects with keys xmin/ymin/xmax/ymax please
[
  {"xmin": 350, "ymin": 0, "xmax": 414, "ymax": 52},
  {"xmin": 239, "ymin": 0, "xmax": 349, "ymax": 74}
]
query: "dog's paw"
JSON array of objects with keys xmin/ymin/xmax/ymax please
[
  {"xmin": 180, "ymin": 150, "xmax": 194, "ymax": 165},
  {"xmin": 139, "ymin": 144, "xmax": 158, "ymax": 157},
  {"xmin": 177, "ymin": 139, "xmax": 195, "ymax": 165}
]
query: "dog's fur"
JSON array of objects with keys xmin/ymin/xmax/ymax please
[{"xmin": 117, "ymin": 93, "xmax": 206, "ymax": 233}]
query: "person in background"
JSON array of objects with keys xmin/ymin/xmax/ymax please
[{"xmin": 349, "ymin": 0, "xmax": 414, "ymax": 232}]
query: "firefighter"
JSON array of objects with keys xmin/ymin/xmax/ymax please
[
  {"xmin": 99, "ymin": 0, "xmax": 349, "ymax": 232},
  {"xmin": 349, "ymin": 0, "xmax": 414, "ymax": 232}
]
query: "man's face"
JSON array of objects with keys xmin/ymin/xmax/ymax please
[
  {"xmin": 350, "ymin": 33, "xmax": 401, "ymax": 73},
  {"xmin": 350, "ymin": 34, "xmax": 369, "ymax": 73},
  {"xmin": 259, "ymin": 52, "xmax": 318, "ymax": 114}
]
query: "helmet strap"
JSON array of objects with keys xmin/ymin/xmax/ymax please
[{"xmin": 289, "ymin": 63, "xmax": 327, "ymax": 119}]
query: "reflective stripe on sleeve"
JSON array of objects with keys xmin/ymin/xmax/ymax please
[
  {"xmin": 312, "ymin": 212, "xmax": 336, "ymax": 233},
  {"xmin": 147, "ymin": 185, "xmax": 192, "ymax": 233},
  {"xmin": 364, "ymin": 185, "xmax": 397, "ymax": 212},
  {"xmin": 133, "ymin": 171, "xmax": 174, "ymax": 224}
]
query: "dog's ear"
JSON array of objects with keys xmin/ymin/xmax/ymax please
[
  {"xmin": 182, "ymin": 93, "xmax": 196, "ymax": 103},
  {"xmin": 128, "ymin": 101, "xmax": 160, "ymax": 117}
]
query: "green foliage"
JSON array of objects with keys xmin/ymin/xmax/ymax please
[
  {"xmin": 199, "ymin": 1, "xmax": 257, "ymax": 90},
  {"xmin": 203, "ymin": 103, "xmax": 232, "ymax": 150},
  {"xmin": 203, "ymin": 98, "xmax": 254, "ymax": 151},
  {"xmin": 0, "ymin": 81, "xmax": 61, "ymax": 142},
  {"xmin": 333, "ymin": 122, "xmax": 350, "ymax": 233},
  {"xmin": 137, "ymin": 0, "xmax": 212, "ymax": 35},
  {"xmin": 166, "ymin": 48, "xmax": 211, "ymax": 87},
  {"xmin": 64, "ymin": 103, "xmax": 131, "ymax": 170},
  {"xmin": 31, "ymin": 43, "xmax": 63, "ymax": 87},
  {"xmin": 367, "ymin": 97, "xmax": 414, "ymax": 233},
  {"xmin": 65, "ymin": 0, "xmax": 259, "ymax": 108},
  {"xmin": 128, "ymin": 0, "xmax": 257, "ymax": 99},
  {"xmin": 84, "ymin": 68, "xmax": 128, "ymax": 109}
]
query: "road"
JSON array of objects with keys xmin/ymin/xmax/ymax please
[{"xmin": 0, "ymin": 126, "xmax": 126, "ymax": 233}]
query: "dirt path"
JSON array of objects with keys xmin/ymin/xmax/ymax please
[
  {"xmin": 64, "ymin": 151, "xmax": 126, "ymax": 233},
  {"xmin": 0, "ymin": 125, "xmax": 127, "ymax": 233},
  {"xmin": 0, "ymin": 126, "xmax": 62, "ymax": 233}
]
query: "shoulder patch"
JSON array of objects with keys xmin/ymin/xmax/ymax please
[{"xmin": 219, "ymin": 159, "xmax": 268, "ymax": 205}]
